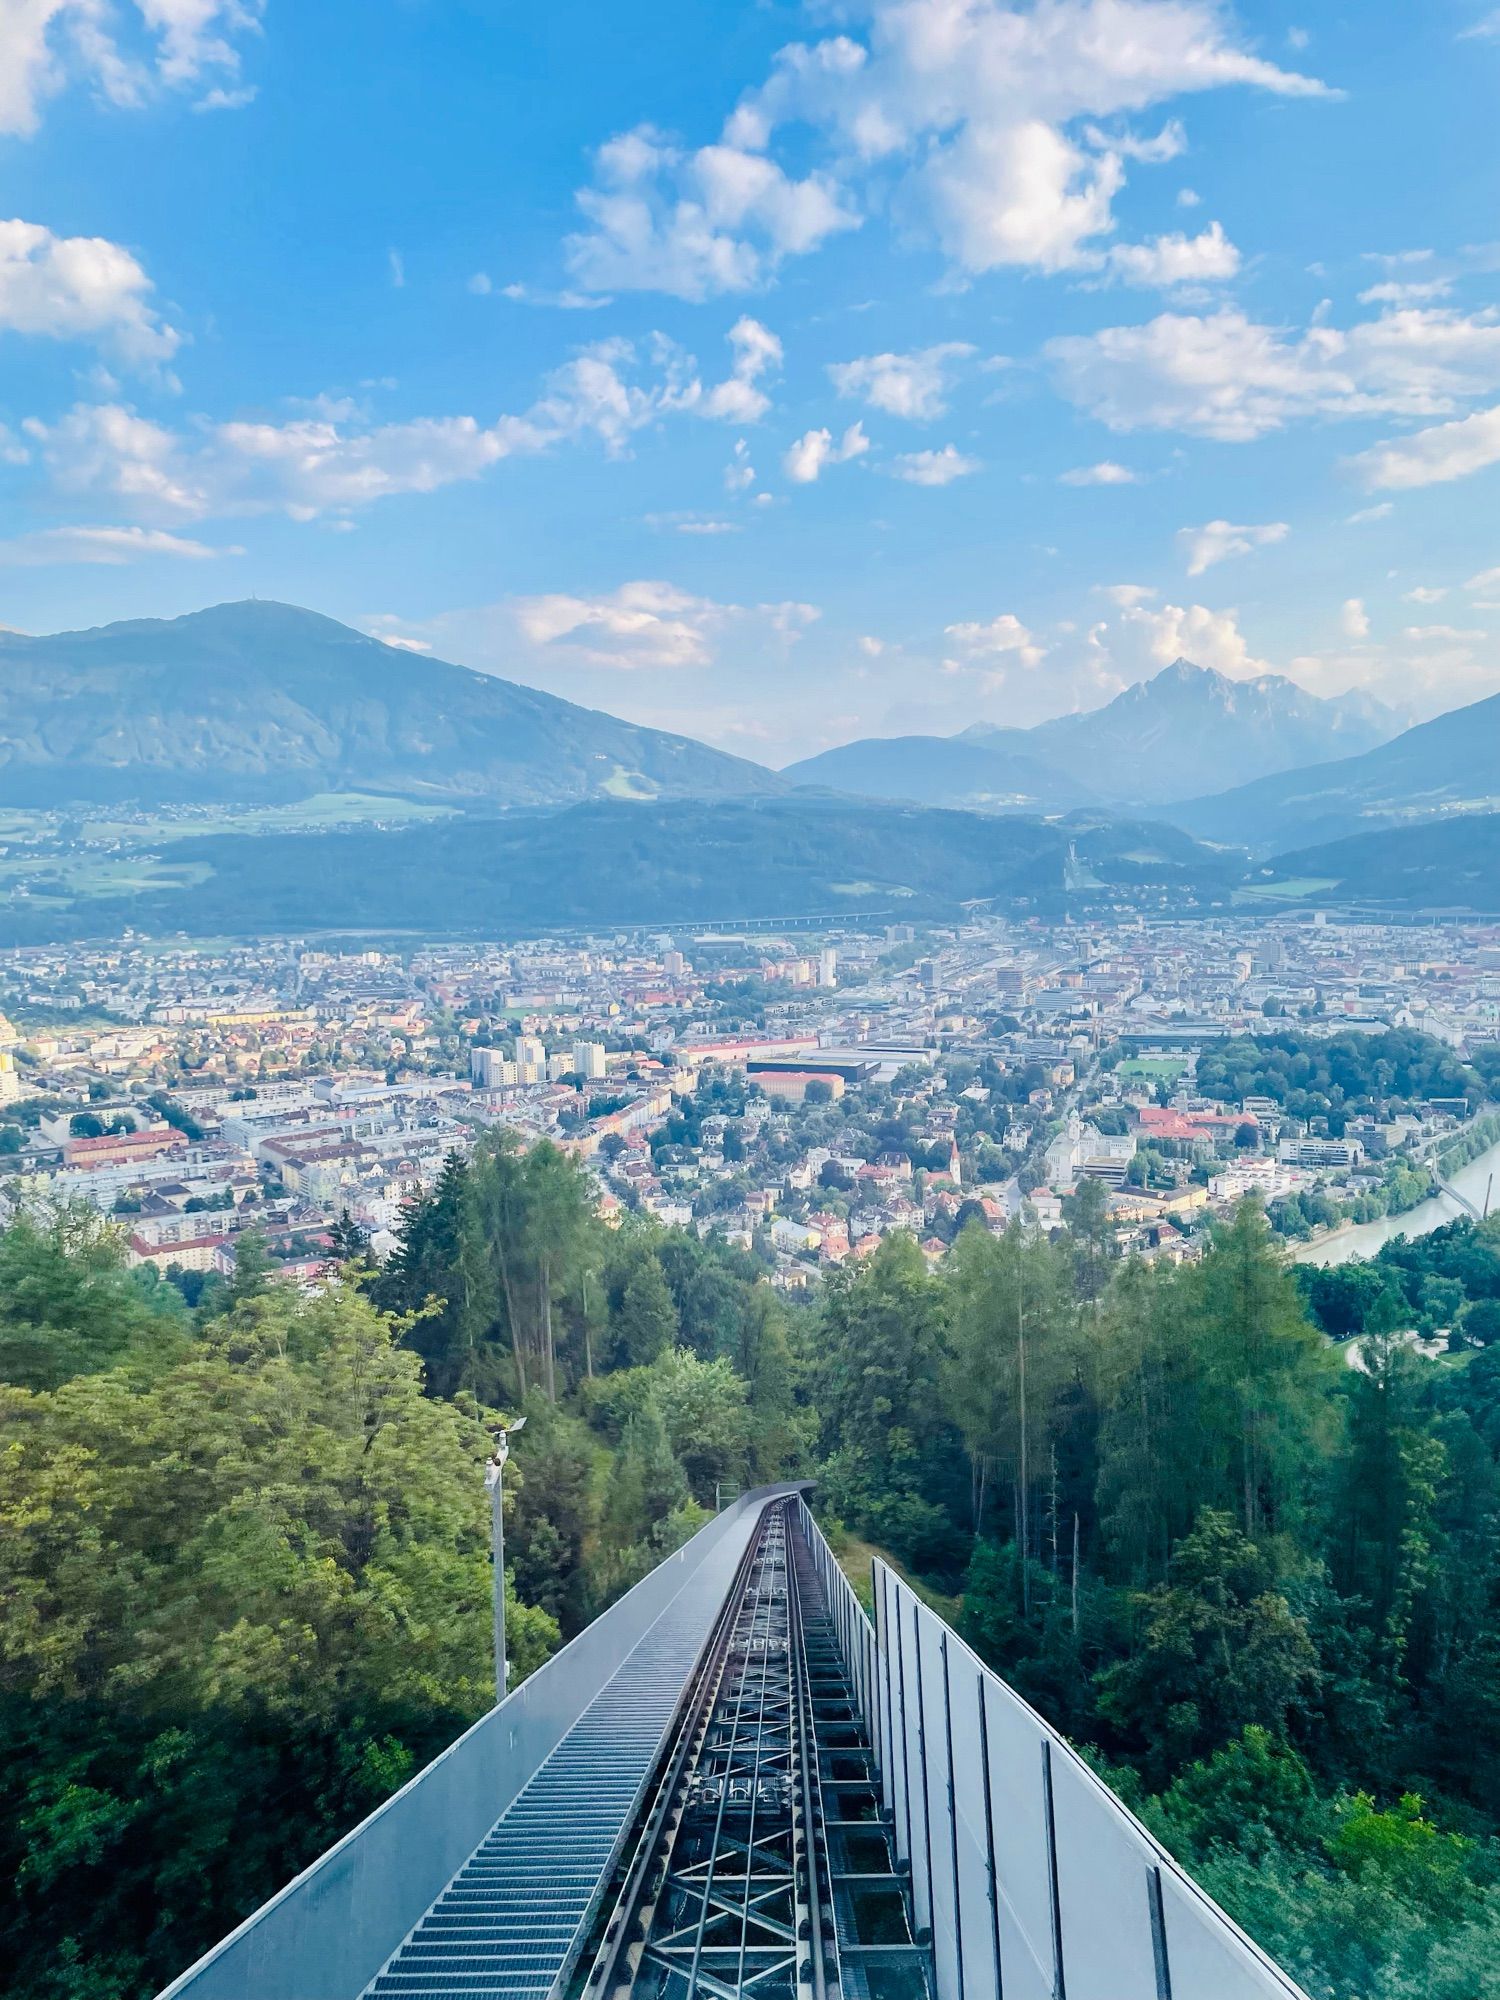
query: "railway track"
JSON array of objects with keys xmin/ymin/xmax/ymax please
[{"xmin": 575, "ymin": 1501, "xmax": 930, "ymax": 2000}]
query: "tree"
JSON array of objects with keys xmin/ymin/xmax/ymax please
[
  {"xmin": 1061, "ymin": 1174, "xmax": 1113, "ymax": 1305},
  {"xmin": 1098, "ymin": 1511, "xmax": 1321, "ymax": 1777},
  {"xmin": 1192, "ymin": 1200, "xmax": 1340, "ymax": 1542},
  {"xmin": 944, "ymin": 1222, "xmax": 1078, "ymax": 1592},
  {"xmin": 330, "ymin": 1209, "xmax": 370, "ymax": 1262},
  {"xmin": 817, "ymin": 1234, "xmax": 960, "ymax": 1569},
  {"xmin": 610, "ymin": 1254, "xmax": 678, "ymax": 1368},
  {"xmin": 645, "ymin": 1348, "xmax": 749, "ymax": 1499},
  {"xmin": 0, "ymin": 1202, "xmax": 187, "ymax": 1391},
  {"xmin": 1461, "ymin": 1298, "xmax": 1500, "ymax": 1347},
  {"xmin": 227, "ymin": 1228, "xmax": 273, "ymax": 1306},
  {"xmin": 0, "ymin": 1280, "xmax": 558, "ymax": 1996},
  {"xmin": 373, "ymin": 1155, "xmax": 498, "ymax": 1399}
]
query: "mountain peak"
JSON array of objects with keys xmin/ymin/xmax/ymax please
[{"xmin": 0, "ymin": 598, "xmax": 780, "ymax": 809}]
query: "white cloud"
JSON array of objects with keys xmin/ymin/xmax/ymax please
[
  {"xmin": 509, "ymin": 581, "xmax": 817, "ymax": 671},
  {"xmin": 782, "ymin": 421, "xmax": 868, "ymax": 484},
  {"xmin": 514, "ymin": 579, "xmax": 730, "ymax": 669},
  {"xmin": 828, "ymin": 342, "xmax": 974, "ymax": 420},
  {"xmin": 645, "ymin": 512, "xmax": 741, "ymax": 536},
  {"xmin": 1099, "ymin": 582, "xmax": 1156, "ymax": 608},
  {"xmin": 1467, "ymin": 565, "xmax": 1500, "ymax": 593},
  {"xmin": 1178, "ymin": 517, "xmax": 1289, "ymax": 576},
  {"xmin": 858, "ymin": 634, "xmax": 885, "ymax": 657},
  {"xmin": 1346, "ymin": 501, "xmax": 1393, "ymax": 523},
  {"xmin": 388, "ymin": 248, "xmax": 404, "ymax": 289},
  {"xmin": 193, "ymin": 83, "xmax": 255, "ymax": 112},
  {"xmin": 558, "ymin": 1, "xmax": 1324, "ymax": 296},
  {"xmin": 1104, "ymin": 220, "xmax": 1240, "ymax": 287},
  {"xmin": 0, "ymin": 523, "xmax": 235, "ymax": 564},
  {"xmin": 0, "ymin": 218, "xmax": 179, "ymax": 368},
  {"xmin": 700, "ymin": 316, "xmax": 782, "ymax": 422},
  {"xmin": 0, "ymin": 0, "xmax": 261, "ymax": 137},
  {"xmin": 1459, "ymin": 9, "xmax": 1500, "ymax": 38},
  {"xmin": 1177, "ymin": 187, "xmax": 1202, "ymax": 208},
  {"xmin": 724, "ymin": 437, "xmax": 756, "ymax": 494},
  {"xmin": 1060, "ymin": 459, "xmax": 1139, "ymax": 485},
  {"xmin": 28, "ymin": 333, "xmax": 780, "ymax": 521},
  {"xmin": 1358, "ymin": 278, "xmax": 1452, "ymax": 306},
  {"xmin": 1347, "ymin": 403, "xmax": 1500, "ymax": 490},
  {"xmin": 496, "ymin": 281, "xmax": 612, "ymax": 310},
  {"xmin": 891, "ymin": 443, "xmax": 979, "ymax": 486},
  {"xmin": 564, "ymin": 125, "xmax": 857, "ymax": 299},
  {"xmin": 1341, "ymin": 597, "xmax": 1370, "ymax": 638},
  {"xmin": 944, "ymin": 612, "xmax": 1045, "ymax": 669},
  {"xmin": 1049, "ymin": 305, "xmax": 1500, "ymax": 441},
  {"xmin": 1081, "ymin": 118, "xmax": 1186, "ymax": 164},
  {"xmin": 1403, "ymin": 585, "xmax": 1447, "ymax": 604},
  {"xmin": 1123, "ymin": 599, "xmax": 1271, "ymax": 676}
]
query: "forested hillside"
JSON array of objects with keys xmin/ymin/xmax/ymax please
[{"xmin": 11, "ymin": 1139, "xmax": 1500, "ymax": 1997}]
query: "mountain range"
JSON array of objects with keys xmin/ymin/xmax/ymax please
[
  {"xmin": 782, "ymin": 660, "xmax": 1400, "ymax": 812},
  {"xmin": 0, "ymin": 600, "xmax": 774, "ymax": 808},
  {"xmin": 1262, "ymin": 814, "xmax": 1500, "ymax": 912},
  {"xmin": 1162, "ymin": 690, "xmax": 1500, "ymax": 852},
  {"xmin": 3, "ymin": 598, "xmax": 1496, "ymax": 915},
  {"xmin": 0, "ymin": 798, "xmax": 1240, "ymax": 946}
]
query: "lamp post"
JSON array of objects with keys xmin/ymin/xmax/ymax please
[{"xmin": 484, "ymin": 1416, "xmax": 525, "ymax": 1704}]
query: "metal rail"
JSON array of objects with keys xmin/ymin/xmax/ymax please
[{"xmin": 575, "ymin": 1501, "xmax": 928, "ymax": 2000}]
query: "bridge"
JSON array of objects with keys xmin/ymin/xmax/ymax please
[
  {"xmin": 155, "ymin": 1489, "xmax": 1310, "ymax": 2000},
  {"xmin": 1434, "ymin": 1168, "xmax": 1496, "ymax": 1223}
]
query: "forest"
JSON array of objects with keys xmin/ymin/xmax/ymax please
[
  {"xmin": 10, "ymin": 1140, "xmax": 1500, "ymax": 1997},
  {"xmin": 1196, "ymin": 1026, "xmax": 1498, "ymax": 1128}
]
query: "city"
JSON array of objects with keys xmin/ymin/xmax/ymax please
[
  {"xmin": 7, "ymin": 3, "xmax": 1500, "ymax": 1999},
  {"xmin": 2, "ymin": 912, "xmax": 1496, "ymax": 1304}
]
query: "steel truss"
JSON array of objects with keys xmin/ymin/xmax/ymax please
[{"xmin": 579, "ymin": 1503, "xmax": 930, "ymax": 2000}]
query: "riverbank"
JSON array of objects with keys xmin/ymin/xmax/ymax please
[{"xmin": 1291, "ymin": 1131, "xmax": 1500, "ymax": 1268}]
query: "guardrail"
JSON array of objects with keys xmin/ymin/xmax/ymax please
[
  {"xmin": 795, "ymin": 1498, "xmax": 1311, "ymax": 2000},
  {"xmin": 156, "ymin": 1486, "xmax": 802, "ymax": 2000}
]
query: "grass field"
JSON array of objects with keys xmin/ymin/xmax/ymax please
[
  {"xmin": 83, "ymin": 792, "xmax": 456, "ymax": 843},
  {"xmin": 1119, "ymin": 1056, "xmax": 1189, "ymax": 1080},
  {"xmin": 0, "ymin": 852, "xmax": 210, "ymax": 905},
  {"xmin": 1234, "ymin": 876, "xmax": 1339, "ymax": 904}
]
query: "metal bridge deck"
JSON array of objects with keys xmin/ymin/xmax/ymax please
[
  {"xmin": 367, "ymin": 1500, "xmax": 928, "ymax": 2000},
  {"xmin": 363, "ymin": 1535, "xmax": 760, "ymax": 2000}
]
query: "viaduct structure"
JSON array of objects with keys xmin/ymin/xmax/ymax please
[{"xmin": 156, "ymin": 1487, "xmax": 1310, "ymax": 2000}]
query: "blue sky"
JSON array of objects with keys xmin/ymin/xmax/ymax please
[{"xmin": 4, "ymin": 0, "xmax": 1500, "ymax": 766}]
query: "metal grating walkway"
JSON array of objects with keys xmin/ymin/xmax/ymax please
[{"xmin": 363, "ymin": 1546, "xmax": 755, "ymax": 2000}]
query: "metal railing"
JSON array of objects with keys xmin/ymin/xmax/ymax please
[{"xmin": 796, "ymin": 1498, "xmax": 1312, "ymax": 2000}]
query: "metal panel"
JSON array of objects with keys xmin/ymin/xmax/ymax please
[
  {"xmin": 980, "ymin": 1666, "xmax": 1059, "ymax": 2000},
  {"xmin": 946, "ymin": 1656, "xmax": 1003, "ymax": 2000},
  {"xmin": 1050, "ymin": 1744, "xmax": 1160, "ymax": 2000},
  {"xmin": 854, "ymin": 1549, "xmax": 1312, "ymax": 2000},
  {"xmin": 1158, "ymin": 1865, "xmax": 1309, "ymax": 2000},
  {"xmin": 916, "ymin": 1609, "xmax": 961, "ymax": 1998},
  {"xmin": 155, "ymin": 1486, "xmax": 804, "ymax": 2000}
]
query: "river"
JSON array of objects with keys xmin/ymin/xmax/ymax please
[{"xmin": 1290, "ymin": 1136, "xmax": 1500, "ymax": 1268}]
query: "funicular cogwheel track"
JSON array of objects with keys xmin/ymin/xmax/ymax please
[{"xmin": 574, "ymin": 1500, "xmax": 931, "ymax": 2000}]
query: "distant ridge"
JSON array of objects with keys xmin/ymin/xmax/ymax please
[
  {"xmin": 781, "ymin": 659, "xmax": 1399, "ymax": 812},
  {"xmin": 1165, "ymin": 685, "xmax": 1500, "ymax": 851},
  {"xmin": 0, "ymin": 599, "xmax": 781, "ymax": 809}
]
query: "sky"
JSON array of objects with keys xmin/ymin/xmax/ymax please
[{"xmin": 3, "ymin": 1, "xmax": 1500, "ymax": 768}]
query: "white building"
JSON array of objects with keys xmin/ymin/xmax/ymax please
[{"xmin": 573, "ymin": 1041, "xmax": 608, "ymax": 1080}]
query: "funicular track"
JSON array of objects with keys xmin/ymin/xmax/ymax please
[{"xmin": 576, "ymin": 1501, "xmax": 930, "ymax": 2000}]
